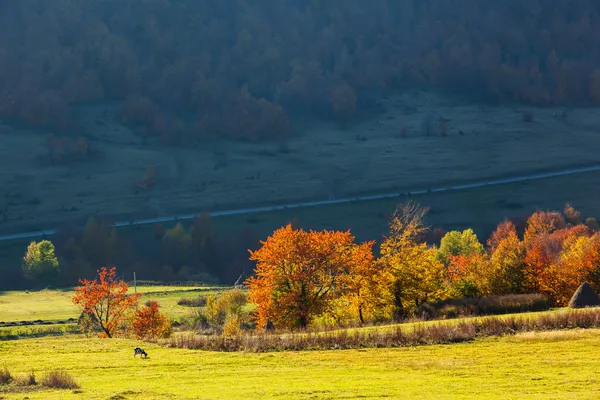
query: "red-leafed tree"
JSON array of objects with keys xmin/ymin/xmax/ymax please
[
  {"xmin": 72, "ymin": 267, "xmax": 139, "ymax": 338},
  {"xmin": 132, "ymin": 301, "xmax": 172, "ymax": 339}
]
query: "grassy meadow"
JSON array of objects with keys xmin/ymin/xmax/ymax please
[
  {"xmin": 2, "ymin": 330, "xmax": 600, "ymax": 399},
  {"xmin": 2, "ymin": 285, "xmax": 600, "ymax": 398},
  {"xmin": 0, "ymin": 286, "xmax": 225, "ymax": 323}
]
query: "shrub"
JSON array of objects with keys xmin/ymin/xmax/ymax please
[
  {"xmin": 219, "ymin": 289, "xmax": 248, "ymax": 316},
  {"xmin": 78, "ymin": 312, "xmax": 100, "ymax": 337},
  {"xmin": 222, "ymin": 314, "xmax": 243, "ymax": 337},
  {"xmin": 205, "ymin": 289, "xmax": 249, "ymax": 327},
  {"xmin": 13, "ymin": 371, "xmax": 36, "ymax": 386},
  {"xmin": 132, "ymin": 301, "xmax": 172, "ymax": 339},
  {"xmin": 41, "ymin": 369, "xmax": 79, "ymax": 389},
  {"xmin": 0, "ymin": 364, "xmax": 12, "ymax": 385},
  {"xmin": 204, "ymin": 294, "xmax": 227, "ymax": 326},
  {"xmin": 177, "ymin": 295, "xmax": 207, "ymax": 307}
]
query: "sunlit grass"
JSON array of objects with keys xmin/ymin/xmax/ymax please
[
  {"xmin": 0, "ymin": 286, "xmax": 228, "ymax": 323},
  {"xmin": 2, "ymin": 330, "xmax": 600, "ymax": 399}
]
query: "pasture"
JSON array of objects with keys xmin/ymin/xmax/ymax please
[
  {"xmin": 2, "ymin": 330, "xmax": 600, "ymax": 399},
  {"xmin": 2, "ymin": 285, "xmax": 600, "ymax": 398},
  {"xmin": 0, "ymin": 286, "xmax": 225, "ymax": 324},
  {"xmin": 2, "ymin": 91, "xmax": 600, "ymax": 237}
]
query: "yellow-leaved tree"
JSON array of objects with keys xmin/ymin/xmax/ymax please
[{"xmin": 379, "ymin": 202, "xmax": 446, "ymax": 319}]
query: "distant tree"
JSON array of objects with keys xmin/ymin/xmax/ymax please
[
  {"xmin": 437, "ymin": 229, "xmax": 485, "ymax": 266},
  {"xmin": 331, "ymin": 82, "xmax": 357, "ymax": 122},
  {"xmin": 72, "ymin": 267, "xmax": 139, "ymax": 338},
  {"xmin": 564, "ymin": 203, "xmax": 582, "ymax": 226},
  {"xmin": 524, "ymin": 211, "xmax": 565, "ymax": 245},
  {"xmin": 586, "ymin": 217, "xmax": 600, "ymax": 231},
  {"xmin": 487, "ymin": 220, "xmax": 518, "ymax": 253},
  {"xmin": 22, "ymin": 240, "xmax": 59, "ymax": 282}
]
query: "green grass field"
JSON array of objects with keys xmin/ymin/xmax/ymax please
[
  {"xmin": 2, "ymin": 286, "xmax": 600, "ymax": 398},
  {"xmin": 2, "ymin": 330, "xmax": 600, "ymax": 399},
  {"xmin": 0, "ymin": 286, "xmax": 226, "ymax": 323}
]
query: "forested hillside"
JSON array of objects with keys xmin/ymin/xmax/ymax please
[{"xmin": 2, "ymin": 0, "xmax": 600, "ymax": 142}]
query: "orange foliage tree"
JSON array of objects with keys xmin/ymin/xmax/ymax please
[
  {"xmin": 246, "ymin": 224, "xmax": 364, "ymax": 330},
  {"xmin": 523, "ymin": 211, "xmax": 565, "ymax": 245},
  {"xmin": 338, "ymin": 241, "xmax": 384, "ymax": 324},
  {"xmin": 486, "ymin": 219, "xmax": 517, "ymax": 254},
  {"xmin": 445, "ymin": 252, "xmax": 489, "ymax": 297},
  {"xmin": 531, "ymin": 226, "xmax": 594, "ymax": 305},
  {"xmin": 132, "ymin": 301, "xmax": 172, "ymax": 339},
  {"xmin": 72, "ymin": 267, "xmax": 139, "ymax": 338}
]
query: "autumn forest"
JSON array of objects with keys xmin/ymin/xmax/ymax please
[{"xmin": 3, "ymin": 0, "xmax": 600, "ymax": 144}]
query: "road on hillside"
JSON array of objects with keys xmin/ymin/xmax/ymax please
[{"xmin": 1, "ymin": 164, "xmax": 600, "ymax": 242}]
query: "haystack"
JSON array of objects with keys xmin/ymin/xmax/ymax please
[{"xmin": 568, "ymin": 282, "xmax": 600, "ymax": 308}]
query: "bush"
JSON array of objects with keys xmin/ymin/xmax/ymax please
[
  {"xmin": 177, "ymin": 295, "xmax": 207, "ymax": 307},
  {"xmin": 187, "ymin": 289, "xmax": 250, "ymax": 333},
  {"xmin": 0, "ymin": 364, "xmax": 12, "ymax": 385},
  {"xmin": 222, "ymin": 314, "xmax": 243, "ymax": 337},
  {"xmin": 13, "ymin": 371, "xmax": 36, "ymax": 386},
  {"xmin": 205, "ymin": 289, "xmax": 249, "ymax": 327},
  {"xmin": 41, "ymin": 369, "xmax": 79, "ymax": 389},
  {"xmin": 132, "ymin": 301, "xmax": 172, "ymax": 340}
]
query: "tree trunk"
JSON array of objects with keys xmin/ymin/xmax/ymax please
[
  {"xmin": 392, "ymin": 280, "xmax": 404, "ymax": 321},
  {"xmin": 298, "ymin": 314, "xmax": 308, "ymax": 329}
]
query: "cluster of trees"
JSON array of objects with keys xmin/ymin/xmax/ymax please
[
  {"xmin": 73, "ymin": 267, "xmax": 172, "ymax": 339},
  {"xmin": 247, "ymin": 203, "xmax": 600, "ymax": 330},
  {"xmin": 15, "ymin": 214, "xmax": 259, "ymax": 290},
  {"xmin": 2, "ymin": 1, "xmax": 600, "ymax": 141}
]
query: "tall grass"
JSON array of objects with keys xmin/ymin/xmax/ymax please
[
  {"xmin": 0, "ymin": 364, "xmax": 12, "ymax": 385},
  {"xmin": 418, "ymin": 294, "xmax": 550, "ymax": 320},
  {"xmin": 168, "ymin": 308, "xmax": 600, "ymax": 352},
  {"xmin": 41, "ymin": 369, "xmax": 79, "ymax": 389}
]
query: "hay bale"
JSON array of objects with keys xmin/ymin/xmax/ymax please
[{"xmin": 569, "ymin": 282, "xmax": 600, "ymax": 308}]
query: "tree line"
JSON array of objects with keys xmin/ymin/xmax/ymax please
[
  {"xmin": 247, "ymin": 203, "xmax": 600, "ymax": 330},
  {"xmin": 13, "ymin": 213, "xmax": 259, "ymax": 290},
  {"xmin": 2, "ymin": 1, "xmax": 600, "ymax": 142},
  {"xmin": 25, "ymin": 201, "xmax": 600, "ymax": 332}
]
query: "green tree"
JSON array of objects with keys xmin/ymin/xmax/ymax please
[
  {"xmin": 22, "ymin": 240, "xmax": 59, "ymax": 282},
  {"xmin": 437, "ymin": 229, "xmax": 484, "ymax": 266}
]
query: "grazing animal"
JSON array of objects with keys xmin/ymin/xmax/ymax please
[{"xmin": 134, "ymin": 347, "xmax": 148, "ymax": 358}]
